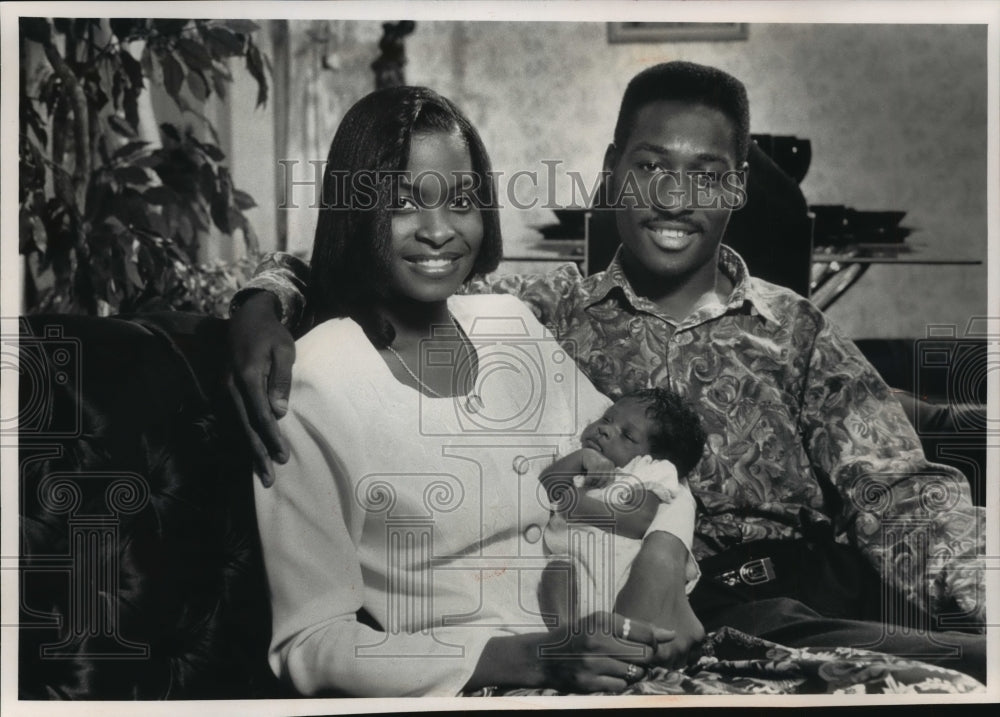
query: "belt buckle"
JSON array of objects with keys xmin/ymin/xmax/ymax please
[{"xmin": 738, "ymin": 557, "xmax": 776, "ymax": 586}]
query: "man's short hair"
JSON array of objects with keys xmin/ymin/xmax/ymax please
[{"xmin": 613, "ymin": 61, "xmax": 751, "ymax": 163}]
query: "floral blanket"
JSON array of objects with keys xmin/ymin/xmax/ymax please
[{"xmin": 466, "ymin": 627, "xmax": 984, "ymax": 696}]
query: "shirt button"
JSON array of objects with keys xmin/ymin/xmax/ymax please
[
  {"xmin": 523, "ymin": 524, "xmax": 542, "ymax": 543},
  {"xmin": 512, "ymin": 455, "xmax": 530, "ymax": 475}
]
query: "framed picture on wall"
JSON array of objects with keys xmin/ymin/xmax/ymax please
[{"xmin": 607, "ymin": 22, "xmax": 749, "ymax": 43}]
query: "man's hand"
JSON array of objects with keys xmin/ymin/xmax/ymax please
[
  {"xmin": 649, "ymin": 592, "xmax": 704, "ymax": 669},
  {"xmin": 227, "ymin": 290, "xmax": 295, "ymax": 486},
  {"xmin": 614, "ymin": 531, "xmax": 705, "ymax": 669}
]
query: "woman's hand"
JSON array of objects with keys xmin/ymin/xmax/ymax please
[
  {"xmin": 539, "ymin": 611, "xmax": 674, "ymax": 693},
  {"xmin": 227, "ymin": 290, "xmax": 295, "ymax": 486},
  {"xmin": 469, "ymin": 612, "xmax": 672, "ymax": 694}
]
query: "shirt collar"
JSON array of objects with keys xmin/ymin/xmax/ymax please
[{"xmin": 585, "ymin": 244, "xmax": 780, "ymax": 325}]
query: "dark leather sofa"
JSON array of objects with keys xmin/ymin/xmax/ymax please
[
  {"xmin": 15, "ymin": 312, "xmax": 987, "ymax": 699},
  {"xmin": 17, "ymin": 313, "xmax": 284, "ymax": 699}
]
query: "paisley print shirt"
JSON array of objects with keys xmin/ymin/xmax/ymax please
[{"xmin": 236, "ymin": 247, "xmax": 984, "ymax": 625}]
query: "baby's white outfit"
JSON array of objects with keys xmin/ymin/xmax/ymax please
[{"xmin": 543, "ymin": 450, "xmax": 702, "ymax": 620}]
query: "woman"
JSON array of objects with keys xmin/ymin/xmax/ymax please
[{"xmin": 253, "ymin": 86, "xmax": 682, "ymax": 697}]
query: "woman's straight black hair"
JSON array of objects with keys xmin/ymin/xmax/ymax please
[{"xmin": 308, "ymin": 86, "xmax": 502, "ymax": 347}]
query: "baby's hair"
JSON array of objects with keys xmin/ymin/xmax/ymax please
[{"xmin": 625, "ymin": 387, "xmax": 706, "ymax": 477}]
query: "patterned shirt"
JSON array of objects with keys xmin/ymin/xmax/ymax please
[{"xmin": 236, "ymin": 248, "xmax": 984, "ymax": 625}]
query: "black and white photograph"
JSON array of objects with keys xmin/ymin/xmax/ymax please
[{"xmin": 1, "ymin": 1, "xmax": 997, "ymax": 712}]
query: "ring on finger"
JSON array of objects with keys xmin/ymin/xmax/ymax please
[
  {"xmin": 625, "ymin": 663, "xmax": 642, "ymax": 683},
  {"xmin": 621, "ymin": 617, "xmax": 631, "ymax": 641}
]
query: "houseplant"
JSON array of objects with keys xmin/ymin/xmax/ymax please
[{"xmin": 19, "ymin": 17, "xmax": 269, "ymax": 316}]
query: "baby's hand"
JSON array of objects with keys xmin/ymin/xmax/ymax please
[{"xmin": 574, "ymin": 448, "xmax": 616, "ymax": 489}]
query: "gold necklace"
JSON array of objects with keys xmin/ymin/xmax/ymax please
[
  {"xmin": 386, "ymin": 315, "xmax": 483, "ymax": 413},
  {"xmin": 386, "ymin": 344, "xmax": 444, "ymax": 398}
]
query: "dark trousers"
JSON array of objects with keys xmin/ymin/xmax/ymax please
[{"xmin": 690, "ymin": 580, "xmax": 987, "ymax": 685}]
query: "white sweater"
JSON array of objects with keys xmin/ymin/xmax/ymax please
[{"xmin": 255, "ymin": 294, "xmax": 695, "ymax": 697}]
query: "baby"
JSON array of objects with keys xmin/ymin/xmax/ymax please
[{"xmin": 538, "ymin": 387, "xmax": 706, "ymax": 627}]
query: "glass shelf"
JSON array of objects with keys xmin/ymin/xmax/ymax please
[
  {"xmin": 813, "ymin": 243, "xmax": 982, "ymax": 265},
  {"xmin": 503, "ymin": 235, "xmax": 984, "ymax": 311}
]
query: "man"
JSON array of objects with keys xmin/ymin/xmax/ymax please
[{"xmin": 228, "ymin": 62, "xmax": 985, "ymax": 681}]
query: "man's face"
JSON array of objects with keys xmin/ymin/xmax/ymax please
[{"xmin": 604, "ymin": 99, "xmax": 745, "ymax": 283}]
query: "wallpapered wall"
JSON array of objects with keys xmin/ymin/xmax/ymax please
[{"xmin": 270, "ymin": 21, "xmax": 988, "ymax": 339}]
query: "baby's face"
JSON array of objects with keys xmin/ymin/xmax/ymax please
[{"xmin": 580, "ymin": 397, "xmax": 655, "ymax": 468}]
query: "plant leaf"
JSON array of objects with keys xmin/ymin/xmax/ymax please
[
  {"xmin": 123, "ymin": 87, "xmax": 140, "ymax": 130},
  {"xmin": 232, "ymin": 188, "xmax": 256, "ymax": 210},
  {"xmin": 20, "ymin": 207, "xmax": 47, "ymax": 254},
  {"xmin": 177, "ymin": 210, "xmax": 195, "ymax": 245},
  {"xmin": 112, "ymin": 140, "xmax": 151, "ymax": 162},
  {"xmin": 203, "ymin": 117, "xmax": 221, "ymax": 146},
  {"xmin": 125, "ymin": 251, "xmax": 144, "ymax": 288},
  {"xmin": 24, "ymin": 103, "xmax": 49, "ymax": 146},
  {"xmin": 85, "ymin": 172, "xmax": 112, "ymax": 219},
  {"xmin": 218, "ymin": 19, "xmax": 261, "ymax": 35},
  {"xmin": 152, "ymin": 19, "xmax": 190, "ymax": 37},
  {"xmin": 187, "ymin": 70, "xmax": 209, "ymax": 102},
  {"xmin": 110, "ymin": 18, "xmax": 144, "ymax": 41},
  {"xmin": 86, "ymin": 76, "xmax": 111, "ymax": 111},
  {"xmin": 211, "ymin": 196, "xmax": 232, "ymax": 233},
  {"xmin": 198, "ymin": 162, "xmax": 216, "ymax": 197},
  {"xmin": 242, "ymin": 217, "xmax": 260, "ymax": 255},
  {"xmin": 143, "ymin": 185, "xmax": 181, "ymax": 206},
  {"xmin": 103, "ymin": 216, "xmax": 129, "ymax": 235},
  {"xmin": 160, "ymin": 51, "xmax": 185, "ymax": 99},
  {"xmin": 246, "ymin": 43, "xmax": 268, "ymax": 107},
  {"xmin": 199, "ymin": 142, "xmax": 226, "ymax": 162},
  {"xmin": 108, "ymin": 114, "xmax": 137, "ymax": 138},
  {"xmin": 97, "ymin": 134, "xmax": 111, "ymax": 166},
  {"xmin": 177, "ymin": 37, "xmax": 214, "ymax": 71},
  {"xmin": 211, "ymin": 69, "xmax": 229, "ymax": 100},
  {"xmin": 203, "ymin": 26, "xmax": 245, "ymax": 56},
  {"xmin": 119, "ymin": 49, "xmax": 144, "ymax": 89},
  {"xmin": 160, "ymin": 123, "xmax": 181, "ymax": 142},
  {"xmin": 147, "ymin": 210, "xmax": 168, "ymax": 239},
  {"xmin": 111, "ymin": 67, "xmax": 124, "ymax": 108},
  {"xmin": 97, "ymin": 56, "xmax": 117, "ymax": 102},
  {"xmin": 213, "ymin": 59, "xmax": 233, "ymax": 81},
  {"xmin": 114, "ymin": 166, "xmax": 150, "ymax": 185},
  {"xmin": 133, "ymin": 153, "xmax": 162, "ymax": 168}
]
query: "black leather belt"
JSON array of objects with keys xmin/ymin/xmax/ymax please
[{"xmin": 693, "ymin": 539, "xmax": 891, "ymax": 623}]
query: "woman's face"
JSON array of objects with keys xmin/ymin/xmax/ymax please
[{"xmin": 384, "ymin": 130, "xmax": 484, "ymax": 306}]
